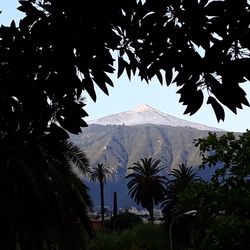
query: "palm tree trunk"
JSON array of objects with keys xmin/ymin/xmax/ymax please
[
  {"xmin": 148, "ymin": 203, "xmax": 154, "ymax": 223},
  {"xmin": 100, "ymin": 180, "xmax": 105, "ymax": 222},
  {"xmin": 113, "ymin": 191, "xmax": 117, "ymax": 217}
]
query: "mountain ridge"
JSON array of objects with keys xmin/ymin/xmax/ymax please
[{"xmin": 88, "ymin": 104, "xmax": 224, "ymax": 131}]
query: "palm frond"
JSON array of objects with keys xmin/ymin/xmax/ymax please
[
  {"xmin": 161, "ymin": 163, "xmax": 201, "ymax": 221},
  {"xmin": 0, "ymin": 133, "xmax": 93, "ymax": 250},
  {"xmin": 126, "ymin": 157, "xmax": 167, "ymax": 211},
  {"xmin": 61, "ymin": 140, "xmax": 91, "ymax": 176},
  {"xmin": 90, "ymin": 163, "xmax": 111, "ymax": 183}
]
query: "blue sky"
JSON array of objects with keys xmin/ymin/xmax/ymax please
[
  {"xmin": 0, "ymin": 1, "xmax": 24, "ymax": 24},
  {"xmin": 2, "ymin": 0, "xmax": 250, "ymax": 132},
  {"xmin": 84, "ymin": 72, "xmax": 250, "ymax": 132}
]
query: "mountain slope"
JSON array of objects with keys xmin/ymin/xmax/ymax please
[
  {"xmin": 88, "ymin": 104, "xmax": 224, "ymax": 131},
  {"xmin": 73, "ymin": 124, "xmax": 211, "ymax": 171},
  {"xmin": 72, "ymin": 124, "xmax": 225, "ymax": 208},
  {"xmin": 73, "ymin": 104, "xmax": 226, "ymax": 208}
]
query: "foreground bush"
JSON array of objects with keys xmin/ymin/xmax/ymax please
[
  {"xmin": 90, "ymin": 223, "xmax": 168, "ymax": 250},
  {"xmin": 105, "ymin": 212, "xmax": 143, "ymax": 231}
]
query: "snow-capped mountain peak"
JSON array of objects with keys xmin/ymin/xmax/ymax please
[
  {"xmin": 88, "ymin": 104, "xmax": 224, "ymax": 131},
  {"xmin": 135, "ymin": 104, "xmax": 155, "ymax": 112}
]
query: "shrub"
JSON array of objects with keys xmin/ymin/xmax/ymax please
[
  {"xmin": 89, "ymin": 223, "xmax": 168, "ymax": 250},
  {"xmin": 105, "ymin": 212, "xmax": 143, "ymax": 231}
]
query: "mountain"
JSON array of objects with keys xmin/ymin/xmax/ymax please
[
  {"xmin": 71, "ymin": 105, "xmax": 225, "ymax": 209},
  {"xmin": 88, "ymin": 104, "xmax": 224, "ymax": 131}
]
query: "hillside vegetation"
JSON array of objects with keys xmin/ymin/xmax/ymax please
[
  {"xmin": 73, "ymin": 124, "xmax": 224, "ymax": 171},
  {"xmin": 71, "ymin": 124, "xmax": 225, "ymax": 207}
]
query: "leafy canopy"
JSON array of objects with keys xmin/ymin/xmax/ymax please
[
  {"xmin": 179, "ymin": 131, "xmax": 250, "ymax": 249},
  {"xmin": 1, "ymin": 0, "xmax": 250, "ymax": 139}
]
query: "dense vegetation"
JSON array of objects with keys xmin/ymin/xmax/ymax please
[
  {"xmin": 105, "ymin": 211, "xmax": 143, "ymax": 231},
  {"xmin": 89, "ymin": 223, "xmax": 168, "ymax": 250},
  {"xmin": 184, "ymin": 131, "xmax": 250, "ymax": 249},
  {"xmin": 161, "ymin": 164, "xmax": 202, "ymax": 249},
  {"xmin": 72, "ymin": 124, "xmax": 213, "ymax": 170},
  {"xmin": 122, "ymin": 131, "xmax": 250, "ymax": 249}
]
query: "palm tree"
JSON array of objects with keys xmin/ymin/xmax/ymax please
[
  {"xmin": 0, "ymin": 132, "xmax": 93, "ymax": 250},
  {"xmin": 126, "ymin": 157, "xmax": 167, "ymax": 222},
  {"xmin": 161, "ymin": 163, "xmax": 201, "ymax": 249},
  {"xmin": 90, "ymin": 163, "xmax": 111, "ymax": 222},
  {"xmin": 161, "ymin": 163, "xmax": 201, "ymax": 218}
]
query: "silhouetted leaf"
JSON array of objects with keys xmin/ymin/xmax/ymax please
[
  {"xmin": 205, "ymin": 1, "xmax": 225, "ymax": 16},
  {"xmin": 165, "ymin": 68, "xmax": 173, "ymax": 86},
  {"xmin": 199, "ymin": 0, "xmax": 209, "ymax": 7},
  {"xmin": 156, "ymin": 71, "xmax": 163, "ymax": 85},
  {"xmin": 92, "ymin": 70, "xmax": 110, "ymax": 95},
  {"xmin": 183, "ymin": 89, "xmax": 204, "ymax": 115},
  {"xmin": 103, "ymin": 72, "xmax": 114, "ymax": 87},
  {"xmin": 125, "ymin": 64, "xmax": 131, "ymax": 80},
  {"xmin": 17, "ymin": 1, "xmax": 36, "ymax": 13},
  {"xmin": 82, "ymin": 78, "xmax": 96, "ymax": 102},
  {"xmin": 50, "ymin": 123, "xmax": 69, "ymax": 140},
  {"xmin": 117, "ymin": 56, "xmax": 126, "ymax": 78},
  {"xmin": 173, "ymin": 71, "xmax": 190, "ymax": 87},
  {"xmin": 207, "ymin": 96, "xmax": 225, "ymax": 122}
]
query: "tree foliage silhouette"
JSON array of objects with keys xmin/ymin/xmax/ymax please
[
  {"xmin": 179, "ymin": 131, "xmax": 250, "ymax": 249},
  {"xmin": 1, "ymin": 0, "xmax": 250, "ymax": 248},
  {"xmin": 0, "ymin": 0, "xmax": 249, "ymax": 137},
  {"xmin": 161, "ymin": 163, "xmax": 201, "ymax": 249},
  {"xmin": 161, "ymin": 163, "xmax": 201, "ymax": 219},
  {"xmin": 0, "ymin": 133, "xmax": 93, "ymax": 250}
]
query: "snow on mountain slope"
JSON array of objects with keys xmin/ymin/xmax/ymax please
[{"xmin": 88, "ymin": 104, "xmax": 224, "ymax": 131}]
